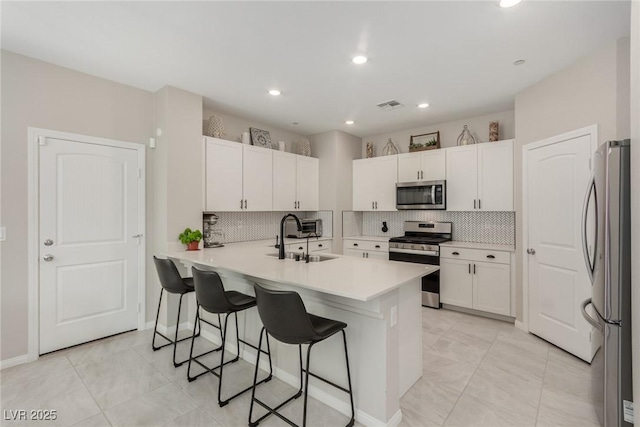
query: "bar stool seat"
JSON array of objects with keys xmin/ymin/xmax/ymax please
[
  {"xmin": 249, "ymin": 284, "xmax": 355, "ymax": 427},
  {"xmin": 152, "ymin": 257, "xmax": 210, "ymax": 367},
  {"xmin": 187, "ymin": 267, "xmax": 273, "ymax": 407}
]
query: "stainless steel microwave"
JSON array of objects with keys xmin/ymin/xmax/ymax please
[
  {"xmin": 396, "ymin": 180, "xmax": 446, "ymax": 210},
  {"xmin": 285, "ymin": 218, "xmax": 323, "ymax": 238}
]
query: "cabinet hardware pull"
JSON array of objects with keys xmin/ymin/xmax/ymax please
[
  {"xmin": 417, "ymin": 171, "xmax": 420, "ymax": 179},
  {"xmin": 478, "ymin": 199, "xmax": 481, "ymax": 209},
  {"xmin": 421, "ymin": 170, "xmax": 424, "ymax": 179},
  {"xmin": 473, "ymin": 264, "xmax": 476, "ymax": 274},
  {"xmin": 362, "ymin": 252, "xmax": 365, "ymax": 258},
  {"xmin": 375, "ymin": 245, "xmax": 380, "ymax": 248},
  {"xmin": 318, "ymin": 244, "xmax": 323, "ymax": 247},
  {"xmin": 372, "ymin": 201, "xmax": 375, "ymax": 209},
  {"xmin": 375, "ymin": 201, "xmax": 378, "ymax": 209},
  {"xmin": 487, "ymin": 255, "xmax": 495, "ymax": 259},
  {"xmin": 452, "ymin": 251, "xmax": 459, "ymax": 255},
  {"xmin": 474, "ymin": 199, "xmax": 476, "ymax": 209},
  {"xmin": 245, "ymin": 200, "xmax": 247, "ymax": 209},
  {"xmin": 353, "ymin": 243, "xmax": 358, "ymax": 247},
  {"xmin": 468, "ymin": 264, "xmax": 471, "ymax": 274},
  {"xmin": 298, "ymin": 247, "xmax": 303, "ymax": 250},
  {"xmin": 240, "ymin": 199, "xmax": 243, "ymax": 209},
  {"xmin": 366, "ymin": 252, "xmax": 369, "ymax": 258}
]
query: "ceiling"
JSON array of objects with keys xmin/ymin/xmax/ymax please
[{"xmin": 1, "ymin": 1, "xmax": 631, "ymax": 137}]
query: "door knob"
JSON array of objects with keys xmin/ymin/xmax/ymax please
[
  {"xmin": 44, "ymin": 239, "xmax": 54, "ymax": 246},
  {"xmin": 43, "ymin": 254, "xmax": 54, "ymax": 262},
  {"xmin": 527, "ymin": 248, "xmax": 536, "ymax": 255}
]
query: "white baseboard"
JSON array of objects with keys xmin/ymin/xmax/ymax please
[
  {"xmin": 515, "ymin": 320, "xmax": 528, "ymax": 332},
  {"xmin": 188, "ymin": 321, "xmax": 399, "ymax": 427},
  {"xmin": 0, "ymin": 353, "xmax": 36, "ymax": 370}
]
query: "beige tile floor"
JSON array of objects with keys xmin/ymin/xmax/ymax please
[{"xmin": 0, "ymin": 308, "xmax": 598, "ymax": 427}]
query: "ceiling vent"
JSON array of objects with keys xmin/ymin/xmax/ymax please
[{"xmin": 376, "ymin": 100, "xmax": 404, "ymax": 111}]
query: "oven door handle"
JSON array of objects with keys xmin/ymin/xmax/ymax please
[{"xmin": 389, "ymin": 248, "xmax": 439, "ymax": 256}]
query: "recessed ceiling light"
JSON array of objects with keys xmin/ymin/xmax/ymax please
[
  {"xmin": 268, "ymin": 89, "xmax": 281, "ymax": 96},
  {"xmin": 513, "ymin": 59, "xmax": 526, "ymax": 66},
  {"xmin": 352, "ymin": 55, "xmax": 368, "ymax": 65},
  {"xmin": 345, "ymin": 120, "xmax": 355, "ymax": 125},
  {"xmin": 418, "ymin": 103, "xmax": 430, "ymax": 109},
  {"xmin": 499, "ymin": 0, "xmax": 522, "ymax": 8}
]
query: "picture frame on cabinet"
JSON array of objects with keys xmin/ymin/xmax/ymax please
[
  {"xmin": 250, "ymin": 127, "xmax": 272, "ymax": 149},
  {"xmin": 410, "ymin": 131, "xmax": 440, "ymax": 152}
]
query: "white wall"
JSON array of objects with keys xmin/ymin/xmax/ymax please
[
  {"xmin": 629, "ymin": 1, "xmax": 639, "ymax": 417},
  {"xmin": 361, "ymin": 110, "xmax": 515, "ymax": 157},
  {"xmin": 514, "ymin": 38, "xmax": 630, "ymax": 322},
  {"xmin": 309, "ymin": 130, "xmax": 362, "ymax": 252},
  {"xmin": 0, "ymin": 50, "xmax": 154, "ymax": 361},
  {"xmin": 202, "ymin": 107, "xmax": 306, "ymax": 154}
]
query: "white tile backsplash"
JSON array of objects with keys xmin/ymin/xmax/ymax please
[
  {"xmin": 344, "ymin": 211, "xmax": 515, "ymax": 245},
  {"xmin": 205, "ymin": 211, "xmax": 333, "ymax": 244}
]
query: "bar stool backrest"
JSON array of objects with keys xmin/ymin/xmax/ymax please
[
  {"xmin": 192, "ymin": 267, "xmax": 234, "ymax": 314},
  {"xmin": 253, "ymin": 284, "xmax": 317, "ymax": 345},
  {"xmin": 153, "ymin": 256, "xmax": 192, "ymax": 294}
]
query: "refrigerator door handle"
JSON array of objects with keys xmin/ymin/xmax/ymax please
[
  {"xmin": 581, "ymin": 177, "xmax": 598, "ymax": 284},
  {"xmin": 581, "ymin": 298, "xmax": 603, "ymax": 332}
]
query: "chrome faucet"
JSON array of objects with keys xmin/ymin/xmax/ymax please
[
  {"xmin": 279, "ymin": 214, "xmax": 302, "ymax": 259},
  {"xmin": 305, "ymin": 232, "xmax": 320, "ymax": 263}
]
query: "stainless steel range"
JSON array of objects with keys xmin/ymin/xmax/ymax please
[{"xmin": 389, "ymin": 221, "xmax": 452, "ymax": 308}]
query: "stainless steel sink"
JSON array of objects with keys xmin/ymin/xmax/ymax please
[{"xmin": 266, "ymin": 253, "xmax": 336, "ymax": 262}]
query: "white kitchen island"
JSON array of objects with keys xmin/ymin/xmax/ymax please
[{"xmin": 166, "ymin": 240, "xmax": 437, "ymax": 427}]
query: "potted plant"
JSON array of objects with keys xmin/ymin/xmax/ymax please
[{"xmin": 179, "ymin": 228, "xmax": 202, "ymax": 251}]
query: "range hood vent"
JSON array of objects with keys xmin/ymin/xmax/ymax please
[{"xmin": 376, "ymin": 100, "xmax": 404, "ymax": 111}]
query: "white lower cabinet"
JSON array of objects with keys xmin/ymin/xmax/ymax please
[
  {"xmin": 343, "ymin": 238, "xmax": 389, "ymax": 259},
  {"xmin": 440, "ymin": 245, "xmax": 512, "ymax": 316},
  {"xmin": 286, "ymin": 240, "xmax": 332, "ymax": 254}
]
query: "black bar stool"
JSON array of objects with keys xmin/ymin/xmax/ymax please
[
  {"xmin": 187, "ymin": 267, "xmax": 273, "ymax": 407},
  {"xmin": 249, "ymin": 284, "xmax": 355, "ymax": 427},
  {"xmin": 152, "ymin": 256, "xmax": 215, "ymax": 367}
]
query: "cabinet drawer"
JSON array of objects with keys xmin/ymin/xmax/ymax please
[
  {"xmin": 309, "ymin": 240, "xmax": 331, "ymax": 252},
  {"xmin": 343, "ymin": 239, "xmax": 388, "ymax": 252},
  {"xmin": 286, "ymin": 240, "xmax": 332, "ymax": 253},
  {"xmin": 440, "ymin": 246, "xmax": 510, "ymax": 264}
]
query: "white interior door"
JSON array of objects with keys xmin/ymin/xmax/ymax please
[
  {"xmin": 39, "ymin": 137, "xmax": 141, "ymax": 354},
  {"xmin": 526, "ymin": 133, "xmax": 595, "ymax": 362}
]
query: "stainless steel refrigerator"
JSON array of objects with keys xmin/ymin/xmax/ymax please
[{"xmin": 581, "ymin": 139, "xmax": 633, "ymax": 427}]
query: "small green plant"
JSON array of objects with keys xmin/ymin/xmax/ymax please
[{"xmin": 178, "ymin": 228, "xmax": 202, "ymax": 244}]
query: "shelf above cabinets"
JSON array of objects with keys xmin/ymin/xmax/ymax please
[{"xmin": 204, "ymin": 136, "xmax": 319, "ymax": 212}]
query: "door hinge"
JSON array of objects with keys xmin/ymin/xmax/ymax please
[{"xmin": 38, "ymin": 136, "xmax": 47, "ymax": 146}]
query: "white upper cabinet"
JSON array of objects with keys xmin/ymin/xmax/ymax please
[
  {"xmin": 272, "ymin": 152, "xmax": 319, "ymax": 212},
  {"xmin": 242, "ymin": 145, "xmax": 273, "ymax": 211},
  {"xmin": 273, "ymin": 151, "xmax": 297, "ymax": 211},
  {"xmin": 445, "ymin": 140, "xmax": 514, "ymax": 211},
  {"xmin": 205, "ymin": 137, "xmax": 244, "ymax": 211},
  {"xmin": 353, "ymin": 156, "xmax": 397, "ymax": 211},
  {"xmin": 477, "ymin": 140, "xmax": 514, "ymax": 211},
  {"xmin": 446, "ymin": 145, "xmax": 479, "ymax": 211},
  {"xmin": 398, "ymin": 150, "xmax": 446, "ymax": 183},
  {"xmin": 205, "ymin": 137, "xmax": 273, "ymax": 212},
  {"xmin": 296, "ymin": 156, "xmax": 319, "ymax": 211}
]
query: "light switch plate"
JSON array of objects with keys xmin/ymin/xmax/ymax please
[{"xmin": 0, "ymin": 227, "xmax": 6, "ymax": 241}]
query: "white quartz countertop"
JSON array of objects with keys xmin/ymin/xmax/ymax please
[
  {"xmin": 166, "ymin": 240, "xmax": 436, "ymax": 302},
  {"xmin": 343, "ymin": 236, "xmax": 390, "ymax": 242},
  {"xmin": 440, "ymin": 241, "xmax": 516, "ymax": 252}
]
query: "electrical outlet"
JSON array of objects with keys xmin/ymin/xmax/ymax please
[{"xmin": 390, "ymin": 305, "xmax": 398, "ymax": 327}]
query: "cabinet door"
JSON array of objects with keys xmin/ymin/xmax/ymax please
[
  {"xmin": 446, "ymin": 145, "xmax": 478, "ymax": 211},
  {"xmin": 366, "ymin": 251, "xmax": 389, "ymax": 260},
  {"xmin": 205, "ymin": 138, "xmax": 243, "ymax": 211},
  {"xmin": 353, "ymin": 159, "xmax": 374, "ymax": 211},
  {"xmin": 273, "ymin": 152, "xmax": 297, "ymax": 211},
  {"xmin": 344, "ymin": 248, "xmax": 366, "ymax": 258},
  {"xmin": 296, "ymin": 156, "xmax": 319, "ymax": 211},
  {"xmin": 397, "ymin": 153, "xmax": 421, "ymax": 183},
  {"xmin": 242, "ymin": 145, "xmax": 273, "ymax": 211},
  {"xmin": 420, "ymin": 150, "xmax": 446, "ymax": 181},
  {"xmin": 440, "ymin": 258, "xmax": 473, "ymax": 308},
  {"xmin": 478, "ymin": 140, "xmax": 514, "ymax": 211},
  {"xmin": 473, "ymin": 261, "xmax": 511, "ymax": 315},
  {"xmin": 375, "ymin": 156, "xmax": 398, "ymax": 211}
]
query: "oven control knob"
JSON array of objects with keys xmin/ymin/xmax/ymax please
[{"xmin": 420, "ymin": 245, "xmax": 427, "ymax": 251}]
